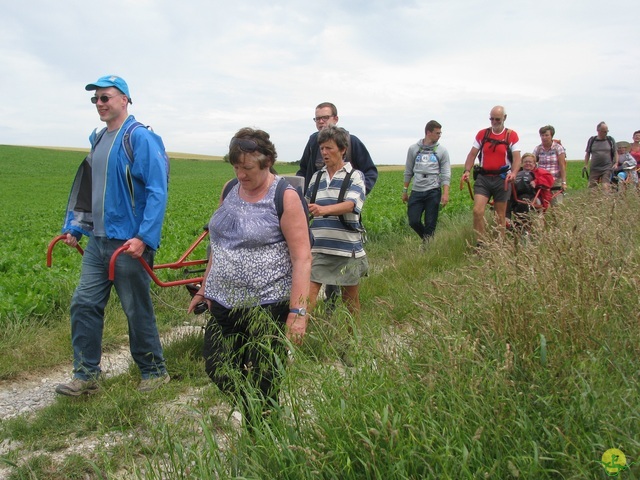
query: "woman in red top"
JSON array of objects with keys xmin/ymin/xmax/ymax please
[{"xmin": 629, "ymin": 130, "xmax": 640, "ymax": 164}]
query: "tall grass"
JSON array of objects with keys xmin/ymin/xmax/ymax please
[
  {"xmin": 4, "ymin": 147, "xmax": 632, "ymax": 479},
  {"xmin": 3, "ymin": 188, "xmax": 637, "ymax": 479}
]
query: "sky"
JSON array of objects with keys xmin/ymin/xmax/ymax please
[{"xmin": 1, "ymin": 0, "xmax": 638, "ymax": 166}]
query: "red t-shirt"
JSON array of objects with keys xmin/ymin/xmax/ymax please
[{"xmin": 474, "ymin": 128, "xmax": 520, "ymax": 171}]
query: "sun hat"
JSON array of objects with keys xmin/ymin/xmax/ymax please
[{"xmin": 85, "ymin": 75, "xmax": 132, "ymax": 104}]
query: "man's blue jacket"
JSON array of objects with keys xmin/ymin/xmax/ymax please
[{"xmin": 62, "ymin": 115, "xmax": 168, "ymax": 251}]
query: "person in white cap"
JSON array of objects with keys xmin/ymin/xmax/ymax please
[{"xmin": 56, "ymin": 75, "xmax": 170, "ymax": 396}]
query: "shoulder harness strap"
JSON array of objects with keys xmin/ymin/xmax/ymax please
[
  {"xmin": 309, "ymin": 169, "xmax": 324, "ymax": 204},
  {"xmin": 122, "ymin": 121, "xmax": 146, "ymax": 163},
  {"xmin": 337, "ymin": 169, "xmax": 361, "ymax": 232}
]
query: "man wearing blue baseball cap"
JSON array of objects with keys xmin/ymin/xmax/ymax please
[
  {"xmin": 56, "ymin": 75, "xmax": 171, "ymax": 396},
  {"xmin": 85, "ymin": 74, "xmax": 133, "ymax": 104}
]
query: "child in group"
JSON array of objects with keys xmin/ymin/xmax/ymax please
[
  {"xmin": 613, "ymin": 141, "xmax": 638, "ymax": 188},
  {"xmin": 510, "ymin": 153, "xmax": 554, "ymax": 231}
]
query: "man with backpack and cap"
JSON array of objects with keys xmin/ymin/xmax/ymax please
[
  {"xmin": 55, "ymin": 75, "xmax": 170, "ymax": 396},
  {"xmin": 584, "ymin": 121, "xmax": 618, "ymax": 191},
  {"xmin": 461, "ymin": 105, "xmax": 521, "ymax": 244}
]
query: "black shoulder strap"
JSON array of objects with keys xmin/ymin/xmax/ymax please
[
  {"xmin": 586, "ymin": 136, "xmax": 596, "ymax": 154},
  {"xmin": 337, "ymin": 169, "xmax": 354, "ymax": 204},
  {"xmin": 274, "ymin": 177, "xmax": 287, "ymax": 220},
  {"xmin": 607, "ymin": 136, "xmax": 615, "ymax": 160},
  {"xmin": 122, "ymin": 121, "xmax": 146, "ymax": 163},
  {"xmin": 478, "ymin": 128, "xmax": 491, "ymax": 161},
  {"xmin": 222, "ymin": 178, "xmax": 239, "ymax": 200},
  {"xmin": 337, "ymin": 169, "xmax": 361, "ymax": 232},
  {"xmin": 309, "ymin": 170, "xmax": 323, "ymax": 204}
]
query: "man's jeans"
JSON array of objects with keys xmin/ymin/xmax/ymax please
[
  {"xmin": 407, "ymin": 188, "xmax": 441, "ymax": 241},
  {"xmin": 70, "ymin": 236, "xmax": 167, "ymax": 380}
]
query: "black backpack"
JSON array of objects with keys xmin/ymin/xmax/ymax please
[
  {"xmin": 586, "ymin": 135, "xmax": 615, "ymax": 161},
  {"xmin": 222, "ymin": 176, "xmax": 313, "ymax": 245},
  {"xmin": 478, "ymin": 128, "xmax": 513, "ymax": 164}
]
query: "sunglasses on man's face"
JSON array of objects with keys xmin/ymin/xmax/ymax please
[
  {"xmin": 229, "ymin": 137, "xmax": 262, "ymax": 153},
  {"xmin": 90, "ymin": 94, "xmax": 121, "ymax": 104}
]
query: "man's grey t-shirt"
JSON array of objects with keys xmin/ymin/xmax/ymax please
[
  {"xmin": 91, "ymin": 129, "xmax": 118, "ymax": 237},
  {"xmin": 588, "ymin": 137, "xmax": 615, "ymax": 172}
]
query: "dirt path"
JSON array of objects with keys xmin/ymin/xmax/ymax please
[
  {"xmin": 0, "ymin": 345, "xmax": 132, "ymax": 421},
  {"xmin": 0, "ymin": 325, "xmax": 202, "ymax": 421},
  {"xmin": 0, "ymin": 326, "xmax": 205, "ymax": 478}
]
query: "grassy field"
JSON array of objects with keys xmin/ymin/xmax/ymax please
[
  {"xmin": 0, "ymin": 145, "xmax": 586, "ymax": 325},
  {"xmin": 1, "ymin": 146, "xmax": 637, "ymax": 479}
]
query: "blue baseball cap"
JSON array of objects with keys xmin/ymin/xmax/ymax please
[{"xmin": 85, "ymin": 75, "xmax": 132, "ymax": 104}]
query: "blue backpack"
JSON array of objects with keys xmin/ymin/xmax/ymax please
[{"xmin": 93, "ymin": 121, "xmax": 170, "ymax": 183}]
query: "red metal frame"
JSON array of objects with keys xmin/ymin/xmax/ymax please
[
  {"xmin": 46, "ymin": 229, "xmax": 209, "ymax": 288},
  {"xmin": 46, "ymin": 235, "xmax": 84, "ymax": 266}
]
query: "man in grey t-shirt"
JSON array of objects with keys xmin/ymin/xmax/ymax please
[
  {"xmin": 584, "ymin": 121, "xmax": 618, "ymax": 191},
  {"xmin": 402, "ymin": 120, "xmax": 451, "ymax": 244}
]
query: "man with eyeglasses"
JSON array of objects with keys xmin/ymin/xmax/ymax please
[
  {"xmin": 296, "ymin": 102, "xmax": 378, "ymax": 195},
  {"xmin": 584, "ymin": 121, "xmax": 617, "ymax": 191},
  {"xmin": 56, "ymin": 75, "xmax": 170, "ymax": 396},
  {"xmin": 461, "ymin": 105, "xmax": 521, "ymax": 244}
]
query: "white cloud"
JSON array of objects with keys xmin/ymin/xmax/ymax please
[{"xmin": 1, "ymin": 0, "xmax": 639, "ymax": 165}]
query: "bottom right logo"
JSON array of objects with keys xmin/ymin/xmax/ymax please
[{"xmin": 600, "ymin": 448, "xmax": 634, "ymax": 477}]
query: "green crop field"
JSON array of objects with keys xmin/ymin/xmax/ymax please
[{"xmin": 0, "ymin": 145, "xmax": 586, "ymax": 323}]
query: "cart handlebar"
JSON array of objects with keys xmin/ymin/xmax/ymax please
[
  {"xmin": 46, "ymin": 234, "xmax": 84, "ymax": 267},
  {"xmin": 47, "ymin": 229, "xmax": 208, "ymax": 288}
]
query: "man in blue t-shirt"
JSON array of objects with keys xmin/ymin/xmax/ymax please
[{"xmin": 56, "ymin": 75, "xmax": 170, "ymax": 397}]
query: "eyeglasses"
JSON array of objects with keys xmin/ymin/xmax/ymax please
[
  {"xmin": 313, "ymin": 115, "xmax": 334, "ymax": 123},
  {"xmin": 489, "ymin": 117, "xmax": 503, "ymax": 122},
  {"xmin": 90, "ymin": 94, "xmax": 121, "ymax": 104},
  {"xmin": 229, "ymin": 137, "xmax": 261, "ymax": 153}
]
